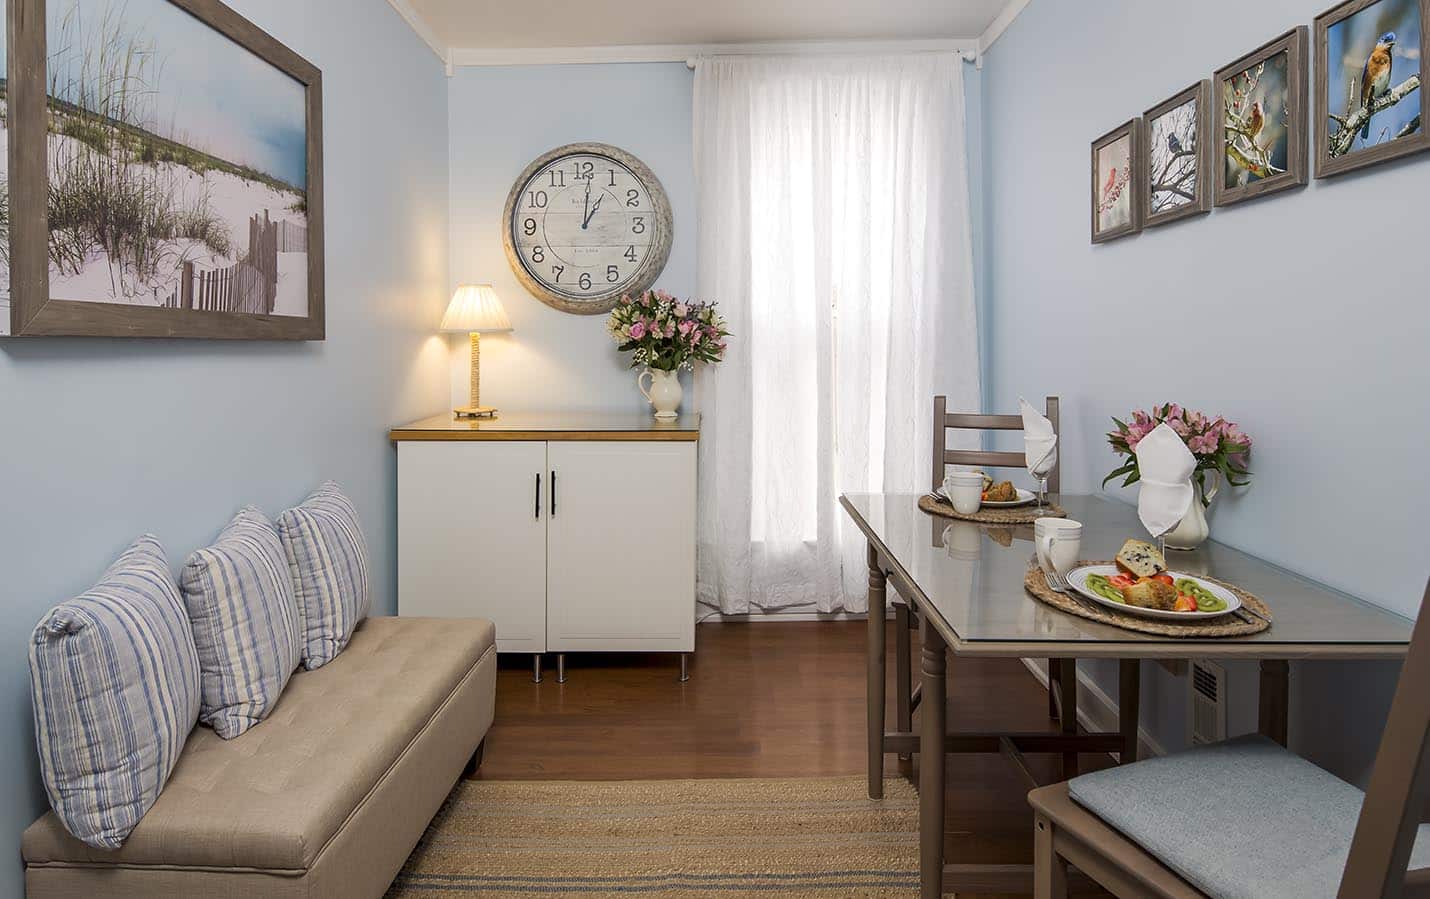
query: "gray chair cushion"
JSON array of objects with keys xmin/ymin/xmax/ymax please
[{"xmin": 1068, "ymin": 734, "xmax": 1430, "ymax": 898}]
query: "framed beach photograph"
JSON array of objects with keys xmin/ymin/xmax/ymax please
[
  {"xmin": 1315, "ymin": 0, "xmax": 1429, "ymax": 178},
  {"xmin": 1214, "ymin": 27, "xmax": 1309, "ymax": 206},
  {"xmin": 1141, "ymin": 80, "xmax": 1214, "ymax": 227},
  {"xmin": 3, "ymin": 0, "xmax": 324, "ymax": 338},
  {"xmin": 1091, "ymin": 119, "xmax": 1142, "ymax": 243}
]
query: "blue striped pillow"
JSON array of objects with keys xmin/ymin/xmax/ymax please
[
  {"xmin": 28, "ymin": 536, "xmax": 201, "ymax": 850},
  {"xmin": 180, "ymin": 507, "xmax": 302, "ymax": 739},
  {"xmin": 278, "ymin": 482, "xmax": 372, "ymax": 670}
]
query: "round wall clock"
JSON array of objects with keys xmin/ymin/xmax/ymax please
[{"xmin": 502, "ymin": 142, "xmax": 673, "ymax": 315}]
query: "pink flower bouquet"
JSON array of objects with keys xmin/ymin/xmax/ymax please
[
  {"xmin": 606, "ymin": 289, "xmax": 730, "ymax": 372},
  {"xmin": 1105, "ymin": 404, "xmax": 1252, "ymax": 504}
]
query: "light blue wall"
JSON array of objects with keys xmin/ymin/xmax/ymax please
[
  {"xmin": 446, "ymin": 63, "xmax": 697, "ymax": 412},
  {"xmin": 982, "ymin": 0, "xmax": 1427, "ymax": 780},
  {"xmin": 0, "ymin": 2, "xmax": 450, "ymax": 895}
]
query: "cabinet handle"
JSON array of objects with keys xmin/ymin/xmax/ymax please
[
  {"xmin": 550, "ymin": 470, "xmax": 557, "ymax": 518},
  {"xmin": 535, "ymin": 473, "xmax": 541, "ymax": 519}
]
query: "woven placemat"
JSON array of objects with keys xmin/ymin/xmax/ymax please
[
  {"xmin": 1023, "ymin": 561, "xmax": 1272, "ymax": 638},
  {"xmin": 919, "ymin": 492, "xmax": 1067, "ymax": 524}
]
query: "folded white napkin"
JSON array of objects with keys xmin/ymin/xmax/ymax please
[
  {"xmin": 1020, "ymin": 397, "xmax": 1058, "ymax": 476},
  {"xmin": 1134, "ymin": 423, "xmax": 1196, "ymax": 538}
]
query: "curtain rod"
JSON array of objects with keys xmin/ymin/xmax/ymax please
[{"xmin": 685, "ymin": 48, "xmax": 980, "ymax": 70}]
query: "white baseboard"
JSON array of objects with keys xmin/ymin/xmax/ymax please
[{"xmin": 1021, "ymin": 659, "xmax": 1166, "ymax": 760}]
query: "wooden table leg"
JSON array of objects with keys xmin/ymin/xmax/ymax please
[
  {"xmin": 1258, "ymin": 659, "xmax": 1289, "ymax": 746},
  {"xmin": 1058, "ymin": 659, "xmax": 1078, "ymax": 778},
  {"xmin": 1119, "ymin": 659, "xmax": 1141, "ymax": 764},
  {"xmin": 895, "ymin": 602, "xmax": 913, "ymax": 764},
  {"xmin": 919, "ymin": 616, "xmax": 947, "ymax": 899},
  {"xmin": 867, "ymin": 543, "xmax": 888, "ymax": 799}
]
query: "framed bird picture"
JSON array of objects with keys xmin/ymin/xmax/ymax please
[
  {"xmin": 1141, "ymin": 81, "xmax": 1214, "ymax": 227},
  {"xmin": 1214, "ymin": 27, "xmax": 1309, "ymax": 206},
  {"xmin": 1091, "ymin": 119, "xmax": 1142, "ymax": 243},
  {"xmin": 1314, "ymin": 0, "xmax": 1429, "ymax": 178}
]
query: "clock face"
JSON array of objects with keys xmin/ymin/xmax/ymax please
[{"xmin": 502, "ymin": 143, "xmax": 673, "ymax": 315}]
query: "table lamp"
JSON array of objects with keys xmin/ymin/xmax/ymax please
[{"xmin": 442, "ymin": 284, "xmax": 512, "ymax": 419}]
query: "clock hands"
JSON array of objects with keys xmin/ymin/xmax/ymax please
[{"xmin": 583, "ymin": 194, "xmax": 603, "ymax": 229}]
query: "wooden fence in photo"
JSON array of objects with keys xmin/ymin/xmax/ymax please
[{"xmin": 163, "ymin": 210, "xmax": 305, "ymax": 313}]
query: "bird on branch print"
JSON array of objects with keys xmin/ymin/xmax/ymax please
[{"xmin": 1360, "ymin": 31, "xmax": 1397, "ymax": 140}]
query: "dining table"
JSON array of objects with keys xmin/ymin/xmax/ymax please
[{"xmin": 839, "ymin": 492, "xmax": 1416, "ymax": 899}]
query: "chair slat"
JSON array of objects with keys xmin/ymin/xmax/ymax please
[
  {"xmin": 944, "ymin": 450, "xmax": 1027, "ymax": 469},
  {"xmin": 944, "ymin": 413, "xmax": 1024, "ymax": 431}
]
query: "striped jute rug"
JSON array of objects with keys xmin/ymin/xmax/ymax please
[{"xmin": 387, "ymin": 775, "xmax": 919, "ymax": 897}]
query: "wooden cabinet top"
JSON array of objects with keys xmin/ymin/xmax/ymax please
[{"xmin": 389, "ymin": 412, "xmax": 701, "ymax": 442}]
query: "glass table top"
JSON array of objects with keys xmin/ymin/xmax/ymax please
[{"xmin": 840, "ymin": 493, "xmax": 1413, "ymax": 656}]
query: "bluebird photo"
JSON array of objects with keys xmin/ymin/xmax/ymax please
[
  {"xmin": 1324, "ymin": 0, "xmax": 1424, "ymax": 159},
  {"xmin": 1148, "ymin": 96, "xmax": 1201, "ymax": 215}
]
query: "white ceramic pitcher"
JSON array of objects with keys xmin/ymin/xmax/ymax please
[{"xmin": 638, "ymin": 368, "xmax": 682, "ymax": 420}]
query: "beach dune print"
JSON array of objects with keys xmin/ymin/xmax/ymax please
[
  {"xmin": 1223, "ymin": 51, "xmax": 1291, "ymax": 188},
  {"xmin": 0, "ymin": 0, "xmax": 309, "ymax": 318},
  {"xmin": 1095, "ymin": 134, "xmax": 1133, "ymax": 234},
  {"xmin": 1327, "ymin": 0, "xmax": 1423, "ymax": 156}
]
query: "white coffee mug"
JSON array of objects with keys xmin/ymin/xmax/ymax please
[
  {"xmin": 942, "ymin": 471, "xmax": 984, "ymax": 515},
  {"xmin": 1034, "ymin": 518, "xmax": 1083, "ymax": 580}
]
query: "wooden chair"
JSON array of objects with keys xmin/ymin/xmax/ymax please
[
  {"xmin": 896, "ymin": 397, "xmax": 1078, "ymax": 745},
  {"xmin": 1029, "ymin": 579, "xmax": 1430, "ymax": 899}
]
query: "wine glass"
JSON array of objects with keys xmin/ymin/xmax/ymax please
[{"xmin": 1027, "ymin": 438, "xmax": 1057, "ymax": 514}]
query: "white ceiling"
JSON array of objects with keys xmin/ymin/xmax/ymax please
[{"xmin": 399, "ymin": 0, "xmax": 1018, "ymax": 56}]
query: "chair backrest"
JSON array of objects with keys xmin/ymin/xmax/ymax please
[
  {"xmin": 1339, "ymin": 579, "xmax": 1430, "ymax": 898},
  {"xmin": 932, "ymin": 396, "xmax": 1060, "ymax": 493}
]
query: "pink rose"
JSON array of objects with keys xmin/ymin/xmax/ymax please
[
  {"xmin": 629, "ymin": 321, "xmax": 646, "ymax": 339},
  {"xmin": 678, "ymin": 320, "xmax": 694, "ymax": 335}
]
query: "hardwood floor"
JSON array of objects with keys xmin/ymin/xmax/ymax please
[{"xmin": 476, "ymin": 620, "xmax": 1112, "ymax": 897}]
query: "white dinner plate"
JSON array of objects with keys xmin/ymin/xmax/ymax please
[
  {"xmin": 1065, "ymin": 565, "xmax": 1242, "ymax": 620},
  {"xmin": 938, "ymin": 486, "xmax": 1036, "ymax": 508}
]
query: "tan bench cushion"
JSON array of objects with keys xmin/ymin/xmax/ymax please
[{"xmin": 23, "ymin": 616, "xmax": 496, "ymax": 874}]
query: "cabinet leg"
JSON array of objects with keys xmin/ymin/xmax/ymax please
[
  {"xmin": 533, "ymin": 654, "xmax": 543, "ymax": 684},
  {"xmin": 679, "ymin": 653, "xmax": 691, "ymax": 683},
  {"xmin": 557, "ymin": 654, "xmax": 567, "ymax": 684}
]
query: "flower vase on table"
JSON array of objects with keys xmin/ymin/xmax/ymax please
[
  {"xmin": 1104, "ymin": 404, "xmax": 1252, "ymax": 551},
  {"xmin": 638, "ymin": 368, "xmax": 683, "ymax": 421},
  {"xmin": 607, "ymin": 289, "xmax": 731, "ymax": 420}
]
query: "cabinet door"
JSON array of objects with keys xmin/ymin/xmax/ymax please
[
  {"xmin": 546, "ymin": 441, "xmax": 695, "ymax": 653},
  {"xmin": 398, "ymin": 441, "xmax": 547, "ymax": 653}
]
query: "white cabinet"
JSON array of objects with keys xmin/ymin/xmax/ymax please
[
  {"xmin": 546, "ymin": 442, "xmax": 695, "ymax": 653},
  {"xmin": 393, "ymin": 412, "xmax": 699, "ymax": 662},
  {"xmin": 397, "ymin": 441, "xmax": 548, "ymax": 652}
]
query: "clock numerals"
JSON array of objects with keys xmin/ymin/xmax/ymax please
[
  {"xmin": 631, "ymin": 216, "xmax": 646, "ymax": 235},
  {"xmin": 608, "ymin": 168, "xmax": 618, "ymax": 187},
  {"xmin": 531, "ymin": 246, "xmax": 545, "ymax": 263},
  {"xmin": 624, "ymin": 245, "xmax": 638, "ymax": 262},
  {"xmin": 527, "ymin": 190, "xmax": 548, "ymax": 208},
  {"xmin": 523, "ymin": 217, "xmax": 537, "ymax": 237},
  {"xmin": 607, "ymin": 265, "xmax": 620, "ymax": 283},
  {"xmin": 626, "ymin": 189, "xmax": 641, "ymax": 208},
  {"xmin": 552, "ymin": 264, "xmax": 564, "ymax": 283},
  {"xmin": 548, "ymin": 169, "xmax": 566, "ymax": 188},
  {"xmin": 579, "ymin": 272, "xmax": 592, "ymax": 290},
  {"xmin": 573, "ymin": 160, "xmax": 595, "ymax": 180}
]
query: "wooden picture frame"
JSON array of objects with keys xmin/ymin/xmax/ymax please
[
  {"xmin": 4, "ymin": 0, "xmax": 325, "ymax": 339},
  {"xmin": 1214, "ymin": 27, "xmax": 1309, "ymax": 207},
  {"xmin": 1091, "ymin": 119, "xmax": 1142, "ymax": 244},
  {"xmin": 1141, "ymin": 81, "xmax": 1214, "ymax": 227},
  {"xmin": 1315, "ymin": 0, "xmax": 1429, "ymax": 178}
]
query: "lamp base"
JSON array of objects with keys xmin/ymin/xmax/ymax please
[{"xmin": 454, "ymin": 406, "xmax": 498, "ymax": 419}]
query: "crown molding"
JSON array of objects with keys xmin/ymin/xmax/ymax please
[
  {"xmin": 384, "ymin": 0, "xmax": 452, "ymax": 73},
  {"xmin": 450, "ymin": 37, "xmax": 979, "ymax": 69},
  {"xmin": 977, "ymin": 0, "xmax": 1032, "ymax": 56}
]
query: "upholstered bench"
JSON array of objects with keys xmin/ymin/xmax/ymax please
[{"xmin": 23, "ymin": 616, "xmax": 496, "ymax": 899}]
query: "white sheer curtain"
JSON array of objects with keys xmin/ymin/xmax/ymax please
[{"xmin": 693, "ymin": 54, "xmax": 981, "ymax": 615}]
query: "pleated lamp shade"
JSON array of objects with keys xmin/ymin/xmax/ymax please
[{"xmin": 441, "ymin": 284, "xmax": 512, "ymax": 333}]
